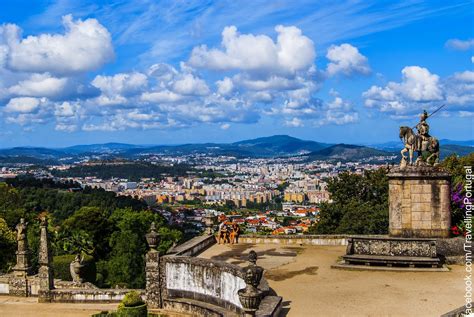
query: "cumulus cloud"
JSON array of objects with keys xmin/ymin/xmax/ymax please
[
  {"xmin": 8, "ymin": 73, "xmax": 68, "ymax": 98},
  {"xmin": 326, "ymin": 44, "xmax": 370, "ymax": 77},
  {"xmin": 445, "ymin": 70, "xmax": 474, "ymax": 106},
  {"xmin": 92, "ymin": 72, "xmax": 147, "ymax": 96},
  {"xmin": 189, "ymin": 25, "xmax": 315, "ymax": 75},
  {"xmin": 172, "ymin": 73, "xmax": 210, "ymax": 96},
  {"xmin": 216, "ymin": 77, "xmax": 233, "ymax": 95},
  {"xmin": 363, "ymin": 66, "xmax": 443, "ymax": 115},
  {"xmin": 445, "ymin": 38, "xmax": 474, "ymax": 51},
  {"xmin": 2, "ymin": 15, "xmax": 114, "ymax": 75},
  {"xmin": 4, "ymin": 97, "xmax": 45, "ymax": 113},
  {"xmin": 0, "ymin": 21, "xmax": 366, "ymax": 132},
  {"xmin": 363, "ymin": 66, "xmax": 474, "ymax": 117},
  {"xmin": 275, "ymin": 88, "xmax": 358, "ymax": 127}
]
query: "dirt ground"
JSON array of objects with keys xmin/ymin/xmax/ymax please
[
  {"xmin": 0, "ymin": 296, "xmax": 191, "ymax": 317},
  {"xmin": 200, "ymin": 243, "xmax": 466, "ymax": 317},
  {"xmin": 0, "ymin": 296, "xmax": 117, "ymax": 317}
]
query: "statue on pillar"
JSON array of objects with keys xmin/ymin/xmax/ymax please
[
  {"xmin": 12, "ymin": 218, "xmax": 31, "ymax": 276},
  {"xmin": 399, "ymin": 107, "xmax": 441, "ymax": 167}
]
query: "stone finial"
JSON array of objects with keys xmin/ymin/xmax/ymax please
[
  {"xmin": 146, "ymin": 222, "xmax": 161, "ymax": 251},
  {"xmin": 38, "ymin": 216, "xmax": 54, "ymax": 302},
  {"xmin": 238, "ymin": 250, "xmax": 264, "ymax": 316}
]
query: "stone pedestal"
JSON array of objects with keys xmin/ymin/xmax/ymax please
[
  {"xmin": 388, "ymin": 166, "xmax": 451, "ymax": 238},
  {"xmin": 13, "ymin": 250, "xmax": 31, "ymax": 276},
  {"xmin": 145, "ymin": 250, "xmax": 161, "ymax": 309},
  {"xmin": 8, "ymin": 275, "xmax": 29, "ymax": 296}
]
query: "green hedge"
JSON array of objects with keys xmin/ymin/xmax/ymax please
[{"xmin": 53, "ymin": 254, "xmax": 96, "ymax": 283}]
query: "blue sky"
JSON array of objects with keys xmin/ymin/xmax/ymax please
[{"xmin": 0, "ymin": 0, "xmax": 473, "ymax": 147}]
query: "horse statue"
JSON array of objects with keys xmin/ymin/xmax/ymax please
[{"xmin": 399, "ymin": 126, "xmax": 439, "ymax": 167}]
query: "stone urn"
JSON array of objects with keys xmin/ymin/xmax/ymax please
[
  {"xmin": 238, "ymin": 250, "xmax": 264, "ymax": 316},
  {"xmin": 145, "ymin": 222, "xmax": 161, "ymax": 251}
]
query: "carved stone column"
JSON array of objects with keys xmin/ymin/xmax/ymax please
[
  {"xmin": 145, "ymin": 222, "xmax": 162, "ymax": 309},
  {"xmin": 38, "ymin": 217, "xmax": 54, "ymax": 303},
  {"xmin": 9, "ymin": 218, "xmax": 31, "ymax": 296}
]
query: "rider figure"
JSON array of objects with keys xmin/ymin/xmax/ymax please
[{"xmin": 415, "ymin": 110, "xmax": 430, "ymax": 152}]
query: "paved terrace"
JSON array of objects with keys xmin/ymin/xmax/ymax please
[{"xmin": 200, "ymin": 243, "xmax": 465, "ymax": 317}]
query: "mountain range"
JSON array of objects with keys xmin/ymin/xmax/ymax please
[{"xmin": 0, "ymin": 135, "xmax": 472, "ymax": 163}]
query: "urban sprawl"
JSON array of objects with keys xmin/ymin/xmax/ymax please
[{"xmin": 1, "ymin": 153, "xmax": 390, "ymax": 236}]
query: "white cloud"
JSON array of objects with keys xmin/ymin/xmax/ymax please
[
  {"xmin": 363, "ymin": 66, "xmax": 443, "ymax": 114},
  {"xmin": 141, "ymin": 90, "xmax": 185, "ymax": 103},
  {"xmin": 92, "ymin": 72, "xmax": 147, "ymax": 96},
  {"xmin": 189, "ymin": 25, "xmax": 315, "ymax": 75},
  {"xmin": 452, "ymin": 70, "xmax": 474, "ymax": 82},
  {"xmin": 326, "ymin": 44, "xmax": 370, "ymax": 77},
  {"xmin": 275, "ymin": 89, "xmax": 358, "ymax": 127},
  {"xmin": 220, "ymin": 123, "xmax": 230, "ymax": 130},
  {"xmin": 364, "ymin": 66, "xmax": 474, "ymax": 117},
  {"xmin": 445, "ymin": 38, "xmax": 474, "ymax": 51},
  {"xmin": 3, "ymin": 15, "xmax": 114, "ymax": 75},
  {"xmin": 8, "ymin": 73, "xmax": 68, "ymax": 98},
  {"xmin": 4, "ymin": 97, "xmax": 45, "ymax": 113},
  {"xmin": 445, "ymin": 70, "xmax": 474, "ymax": 106},
  {"xmin": 172, "ymin": 73, "xmax": 209, "ymax": 96},
  {"xmin": 235, "ymin": 74, "xmax": 303, "ymax": 91},
  {"xmin": 216, "ymin": 77, "xmax": 233, "ymax": 95},
  {"xmin": 284, "ymin": 117, "xmax": 303, "ymax": 127}
]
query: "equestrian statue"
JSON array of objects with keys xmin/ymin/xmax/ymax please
[{"xmin": 399, "ymin": 106, "xmax": 444, "ymax": 167}]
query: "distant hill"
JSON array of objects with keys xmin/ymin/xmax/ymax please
[
  {"xmin": 0, "ymin": 135, "xmax": 471, "ymax": 162},
  {"xmin": 126, "ymin": 135, "xmax": 330, "ymax": 157},
  {"xmin": 0, "ymin": 147, "xmax": 66, "ymax": 159},
  {"xmin": 233, "ymin": 135, "xmax": 330, "ymax": 154},
  {"xmin": 306, "ymin": 144, "xmax": 395, "ymax": 161},
  {"xmin": 63, "ymin": 143, "xmax": 146, "ymax": 154},
  {"xmin": 441, "ymin": 144, "xmax": 474, "ymax": 158}
]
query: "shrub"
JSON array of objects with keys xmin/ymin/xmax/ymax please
[
  {"xmin": 117, "ymin": 291, "xmax": 147, "ymax": 317},
  {"xmin": 52, "ymin": 254, "xmax": 96, "ymax": 283},
  {"xmin": 121, "ymin": 291, "xmax": 145, "ymax": 307}
]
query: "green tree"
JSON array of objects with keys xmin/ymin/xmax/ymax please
[
  {"xmin": 312, "ymin": 168, "xmax": 389, "ymax": 234},
  {"xmin": 105, "ymin": 208, "xmax": 182, "ymax": 288},
  {"xmin": 0, "ymin": 183, "xmax": 26, "ymax": 227},
  {"xmin": 61, "ymin": 207, "xmax": 112, "ymax": 259},
  {"xmin": 0, "ymin": 217, "xmax": 16, "ymax": 272},
  {"xmin": 441, "ymin": 153, "xmax": 474, "ymax": 228}
]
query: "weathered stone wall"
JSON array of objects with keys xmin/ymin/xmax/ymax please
[
  {"xmin": 49, "ymin": 288, "xmax": 140, "ymax": 303},
  {"xmin": 168, "ymin": 235, "xmax": 216, "ymax": 256},
  {"xmin": 239, "ymin": 234, "xmax": 385, "ymax": 246},
  {"xmin": 161, "ymin": 256, "xmax": 247, "ymax": 314},
  {"xmin": 388, "ymin": 167, "xmax": 451, "ymax": 238}
]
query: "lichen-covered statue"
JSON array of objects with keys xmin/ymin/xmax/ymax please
[{"xmin": 399, "ymin": 109, "xmax": 440, "ymax": 167}]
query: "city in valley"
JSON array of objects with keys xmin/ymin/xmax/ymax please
[{"xmin": 0, "ymin": 136, "xmax": 395, "ymax": 237}]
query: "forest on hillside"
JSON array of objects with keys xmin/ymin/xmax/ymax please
[{"xmin": 0, "ymin": 177, "xmax": 182, "ymax": 288}]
